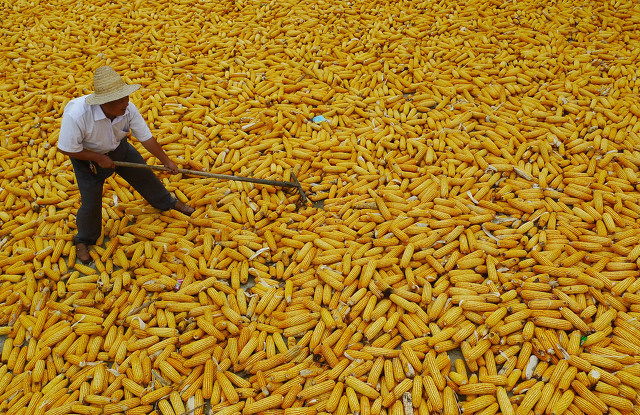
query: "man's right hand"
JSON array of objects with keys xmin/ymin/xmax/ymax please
[
  {"xmin": 96, "ymin": 154, "xmax": 115, "ymax": 169},
  {"xmin": 58, "ymin": 148, "xmax": 116, "ymax": 169}
]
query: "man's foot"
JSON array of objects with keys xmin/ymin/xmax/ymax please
[
  {"xmin": 174, "ymin": 201, "xmax": 195, "ymax": 216},
  {"xmin": 76, "ymin": 243, "xmax": 91, "ymax": 264}
]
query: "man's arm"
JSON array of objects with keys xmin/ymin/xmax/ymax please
[
  {"xmin": 140, "ymin": 137, "xmax": 178, "ymax": 174},
  {"xmin": 128, "ymin": 103, "xmax": 178, "ymax": 174},
  {"xmin": 58, "ymin": 148, "xmax": 115, "ymax": 169},
  {"xmin": 58, "ymin": 102, "xmax": 115, "ymax": 167}
]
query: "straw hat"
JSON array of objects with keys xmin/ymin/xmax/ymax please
[{"xmin": 85, "ymin": 66, "xmax": 140, "ymax": 105}]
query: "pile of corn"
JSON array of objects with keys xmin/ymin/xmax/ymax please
[{"xmin": 2, "ymin": 0, "xmax": 640, "ymax": 414}]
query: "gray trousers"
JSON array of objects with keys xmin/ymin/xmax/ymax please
[{"xmin": 70, "ymin": 139, "xmax": 176, "ymax": 246}]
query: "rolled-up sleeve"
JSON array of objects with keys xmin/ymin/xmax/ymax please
[
  {"xmin": 58, "ymin": 113, "xmax": 85, "ymax": 153},
  {"xmin": 128, "ymin": 104, "xmax": 153, "ymax": 142}
]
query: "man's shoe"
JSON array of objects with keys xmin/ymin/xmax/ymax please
[
  {"xmin": 76, "ymin": 243, "xmax": 91, "ymax": 264},
  {"xmin": 174, "ymin": 201, "xmax": 195, "ymax": 216}
]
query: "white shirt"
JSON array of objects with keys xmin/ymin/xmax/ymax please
[{"xmin": 58, "ymin": 95, "xmax": 152, "ymax": 154}]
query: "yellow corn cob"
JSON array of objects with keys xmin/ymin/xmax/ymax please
[{"xmin": 216, "ymin": 371, "xmax": 239, "ymax": 404}]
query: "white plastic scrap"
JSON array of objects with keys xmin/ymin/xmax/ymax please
[
  {"xmin": 152, "ymin": 369, "xmax": 170, "ymax": 386},
  {"xmin": 186, "ymin": 396, "xmax": 196, "ymax": 412},
  {"xmin": 406, "ymin": 363, "xmax": 415, "ymax": 378},
  {"xmin": 78, "ymin": 361, "xmax": 101, "ymax": 368},
  {"xmin": 492, "ymin": 215, "xmax": 517, "ymax": 224},
  {"xmin": 557, "ymin": 344, "xmax": 571, "ymax": 360},
  {"xmin": 249, "ymin": 246, "xmax": 270, "ymax": 260},
  {"xmin": 525, "ymin": 355, "xmax": 539, "ymax": 379},
  {"xmin": 71, "ymin": 315, "xmax": 86, "ymax": 327},
  {"xmin": 513, "ymin": 167, "xmax": 533, "ymax": 181},
  {"xmin": 481, "ymin": 224, "xmax": 499, "ymax": 242},
  {"xmin": 402, "ymin": 392, "xmax": 414, "ymax": 415},
  {"xmin": 256, "ymin": 279, "xmax": 277, "ymax": 289},
  {"xmin": 319, "ymin": 264, "xmax": 340, "ymax": 274},
  {"xmin": 106, "ymin": 365, "xmax": 120, "ymax": 377},
  {"xmin": 131, "ymin": 316, "xmax": 146, "ymax": 329}
]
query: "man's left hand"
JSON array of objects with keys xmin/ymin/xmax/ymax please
[{"xmin": 164, "ymin": 160, "xmax": 179, "ymax": 174}]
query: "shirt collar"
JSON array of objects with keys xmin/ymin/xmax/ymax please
[
  {"xmin": 91, "ymin": 104, "xmax": 108, "ymax": 122},
  {"xmin": 91, "ymin": 102, "xmax": 129, "ymax": 123}
]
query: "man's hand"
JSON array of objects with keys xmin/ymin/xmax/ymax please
[
  {"xmin": 58, "ymin": 149, "xmax": 116, "ymax": 169},
  {"xmin": 141, "ymin": 137, "xmax": 179, "ymax": 174},
  {"xmin": 164, "ymin": 159, "xmax": 179, "ymax": 174},
  {"xmin": 96, "ymin": 154, "xmax": 115, "ymax": 169}
]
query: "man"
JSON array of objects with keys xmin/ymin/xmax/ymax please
[{"xmin": 58, "ymin": 65, "xmax": 195, "ymax": 263}]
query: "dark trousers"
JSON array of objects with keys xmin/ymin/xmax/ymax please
[{"xmin": 70, "ymin": 139, "xmax": 176, "ymax": 246}]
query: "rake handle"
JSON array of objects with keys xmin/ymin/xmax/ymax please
[
  {"xmin": 114, "ymin": 161, "xmax": 298, "ymax": 188},
  {"xmin": 113, "ymin": 161, "xmax": 308, "ymax": 204}
]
